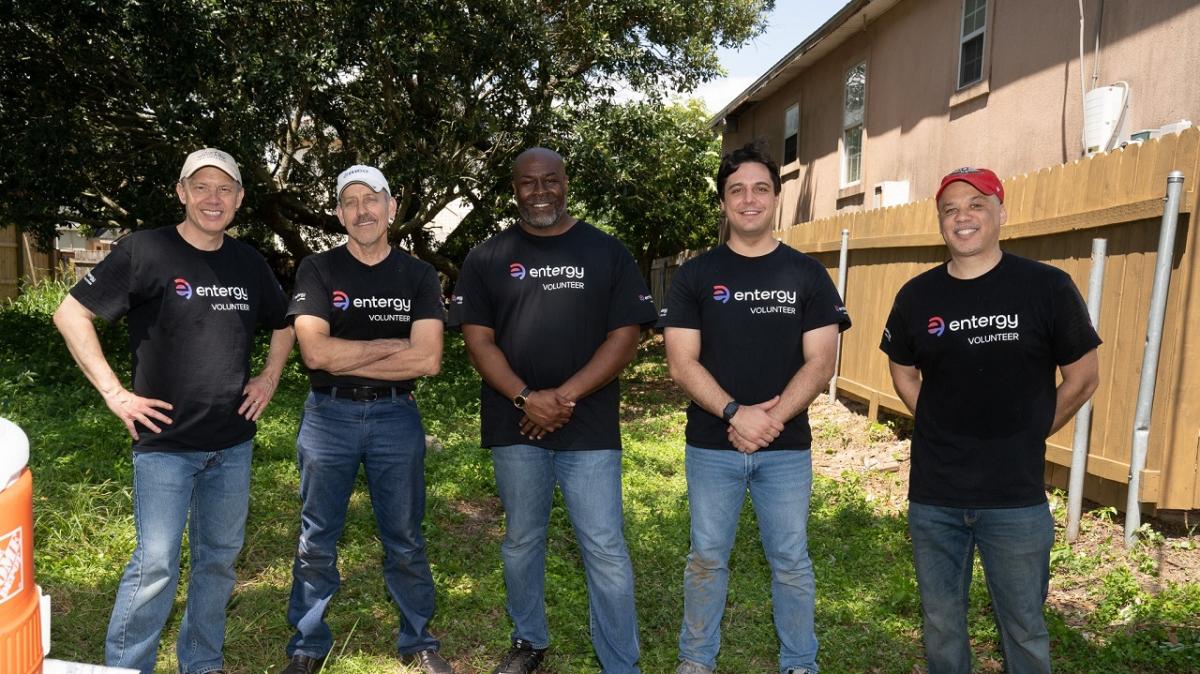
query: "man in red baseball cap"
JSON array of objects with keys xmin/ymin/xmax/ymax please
[{"xmin": 879, "ymin": 167, "xmax": 1101, "ymax": 673}]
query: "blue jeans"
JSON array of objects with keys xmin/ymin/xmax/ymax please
[
  {"xmin": 679, "ymin": 446, "xmax": 818, "ymax": 674},
  {"xmin": 491, "ymin": 445, "xmax": 640, "ymax": 674},
  {"xmin": 286, "ymin": 391, "xmax": 439, "ymax": 658},
  {"xmin": 908, "ymin": 502, "xmax": 1054, "ymax": 674},
  {"xmin": 105, "ymin": 439, "xmax": 253, "ymax": 674}
]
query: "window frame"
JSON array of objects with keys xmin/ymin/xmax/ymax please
[
  {"xmin": 841, "ymin": 61, "xmax": 866, "ymax": 187},
  {"xmin": 957, "ymin": 0, "xmax": 987, "ymax": 90},
  {"xmin": 783, "ymin": 103, "xmax": 800, "ymax": 166}
]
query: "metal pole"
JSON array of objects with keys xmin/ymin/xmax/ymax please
[
  {"xmin": 1124, "ymin": 170, "xmax": 1185, "ymax": 547},
  {"xmin": 1066, "ymin": 238, "xmax": 1107, "ymax": 543},
  {"xmin": 829, "ymin": 229, "xmax": 850, "ymax": 400}
]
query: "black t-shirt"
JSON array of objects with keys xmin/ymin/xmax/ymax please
[
  {"xmin": 70, "ymin": 226, "xmax": 289, "ymax": 452},
  {"xmin": 880, "ymin": 253, "xmax": 1102, "ymax": 508},
  {"xmin": 658, "ymin": 243, "xmax": 851, "ymax": 451},
  {"xmin": 286, "ymin": 245, "xmax": 446, "ymax": 390},
  {"xmin": 448, "ymin": 221, "xmax": 657, "ymax": 450}
]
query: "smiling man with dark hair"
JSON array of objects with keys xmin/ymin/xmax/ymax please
[{"xmin": 660, "ymin": 143, "xmax": 850, "ymax": 674}]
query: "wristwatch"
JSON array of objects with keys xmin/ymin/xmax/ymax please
[
  {"xmin": 721, "ymin": 400, "xmax": 740, "ymax": 422},
  {"xmin": 513, "ymin": 386, "xmax": 533, "ymax": 409}
]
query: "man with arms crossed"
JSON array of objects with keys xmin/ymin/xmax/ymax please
[
  {"xmin": 660, "ymin": 143, "xmax": 850, "ymax": 674},
  {"xmin": 278, "ymin": 165, "xmax": 451, "ymax": 674},
  {"xmin": 53, "ymin": 148, "xmax": 294, "ymax": 674},
  {"xmin": 881, "ymin": 167, "xmax": 1100, "ymax": 674},
  {"xmin": 450, "ymin": 147, "xmax": 656, "ymax": 674}
]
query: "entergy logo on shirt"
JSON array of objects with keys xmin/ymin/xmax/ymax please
[
  {"xmin": 927, "ymin": 312, "xmax": 1021, "ymax": 345},
  {"xmin": 710, "ymin": 284, "xmax": 797, "ymax": 314},
  {"xmin": 173, "ymin": 277, "xmax": 250, "ymax": 311},
  {"xmin": 509, "ymin": 261, "xmax": 586, "ymax": 291},
  {"xmin": 332, "ymin": 290, "xmax": 413, "ymax": 322}
]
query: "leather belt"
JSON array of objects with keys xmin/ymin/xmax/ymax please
[{"xmin": 312, "ymin": 385, "xmax": 404, "ymax": 402}]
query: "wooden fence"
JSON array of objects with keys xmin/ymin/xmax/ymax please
[
  {"xmin": 650, "ymin": 128, "xmax": 1200, "ymax": 513},
  {"xmin": 0, "ymin": 226, "xmax": 55, "ymax": 301}
]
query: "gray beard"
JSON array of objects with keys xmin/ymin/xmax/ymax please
[{"xmin": 521, "ymin": 204, "xmax": 565, "ymax": 228}]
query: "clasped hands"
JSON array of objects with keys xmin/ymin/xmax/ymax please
[
  {"xmin": 726, "ymin": 395, "xmax": 785, "ymax": 453},
  {"xmin": 519, "ymin": 389, "xmax": 576, "ymax": 440}
]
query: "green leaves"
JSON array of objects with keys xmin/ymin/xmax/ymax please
[
  {"xmin": 2, "ymin": 0, "xmax": 767, "ymax": 279},
  {"xmin": 567, "ymin": 98, "xmax": 722, "ymax": 275}
]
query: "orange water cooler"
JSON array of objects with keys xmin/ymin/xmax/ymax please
[{"xmin": 0, "ymin": 417, "xmax": 45, "ymax": 674}]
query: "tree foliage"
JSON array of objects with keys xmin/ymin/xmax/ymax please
[
  {"xmin": 0, "ymin": 0, "xmax": 769, "ymax": 278},
  {"xmin": 568, "ymin": 99, "xmax": 721, "ymax": 275}
]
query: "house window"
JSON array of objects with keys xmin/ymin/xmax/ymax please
[
  {"xmin": 842, "ymin": 62, "xmax": 866, "ymax": 186},
  {"xmin": 959, "ymin": 0, "xmax": 987, "ymax": 88},
  {"xmin": 783, "ymin": 103, "xmax": 799, "ymax": 165}
]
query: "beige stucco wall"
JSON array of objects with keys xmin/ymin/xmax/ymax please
[{"xmin": 723, "ymin": 0, "xmax": 1200, "ymax": 225}]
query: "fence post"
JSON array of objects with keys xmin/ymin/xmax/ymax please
[
  {"xmin": 1125, "ymin": 170, "xmax": 1185, "ymax": 547},
  {"xmin": 829, "ymin": 228, "xmax": 850, "ymax": 399},
  {"xmin": 1066, "ymin": 238, "xmax": 1107, "ymax": 543}
]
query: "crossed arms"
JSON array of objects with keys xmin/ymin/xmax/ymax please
[{"xmin": 294, "ymin": 314, "xmax": 443, "ymax": 381}]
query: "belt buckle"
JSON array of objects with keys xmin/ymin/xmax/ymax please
[{"xmin": 354, "ymin": 387, "xmax": 379, "ymax": 402}]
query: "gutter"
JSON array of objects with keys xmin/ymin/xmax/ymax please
[{"xmin": 708, "ymin": 0, "xmax": 875, "ymax": 127}]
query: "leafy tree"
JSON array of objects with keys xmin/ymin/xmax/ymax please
[
  {"xmin": 568, "ymin": 99, "xmax": 721, "ymax": 276},
  {"xmin": 0, "ymin": 0, "xmax": 769, "ymax": 279}
]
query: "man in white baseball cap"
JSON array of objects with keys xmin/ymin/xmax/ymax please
[
  {"xmin": 54, "ymin": 147, "xmax": 295, "ymax": 674},
  {"xmin": 334, "ymin": 163, "xmax": 388, "ymax": 195},
  {"xmin": 278, "ymin": 164, "xmax": 453, "ymax": 674},
  {"xmin": 180, "ymin": 147, "xmax": 243, "ymax": 185}
]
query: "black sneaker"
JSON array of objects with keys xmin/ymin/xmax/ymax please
[
  {"xmin": 491, "ymin": 639, "xmax": 547, "ymax": 674},
  {"xmin": 400, "ymin": 648, "xmax": 455, "ymax": 674},
  {"xmin": 279, "ymin": 654, "xmax": 325, "ymax": 674}
]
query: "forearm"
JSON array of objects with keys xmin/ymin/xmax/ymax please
[
  {"xmin": 53, "ymin": 302, "xmax": 124, "ymax": 397},
  {"xmin": 301, "ymin": 333, "xmax": 406, "ymax": 373},
  {"xmin": 770, "ymin": 356, "xmax": 835, "ymax": 423},
  {"xmin": 896, "ymin": 381, "xmax": 920, "ymax": 415},
  {"xmin": 1050, "ymin": 379, "xmax": 1097, "ymax": 434},
  {"xmin": 335, "ymin": 345, "xmax": 439, "ymax": 381},
  {"xmin": 668, "ymin": 356, "xmax": 735, "ymax": 418},
  {"xmin": 465, "ymin": 338, "xmax": 526, "ymax": 399},
  {"xmin": 1049, "ymin": 350, "xmax": 1100, "ymax": 435},
  {"xmin": 892, "ymin": 373, "xmax": 920, "ymax": 415},
  {"xmin": 256, "ymin": 327, "xmax": 296, "ymax": 382},
  {"xmin": 557, "ymin": 326, "xmax": 639, "ymax": 401}
]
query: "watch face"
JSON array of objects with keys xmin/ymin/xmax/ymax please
[{"xmin": 514, "ymin": 394, "xmax": 527, "ymax": 409}]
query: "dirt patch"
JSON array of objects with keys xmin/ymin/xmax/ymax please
[{"xmin": 445, "ymin": 497, "xmax": 504, "ymax": 541}]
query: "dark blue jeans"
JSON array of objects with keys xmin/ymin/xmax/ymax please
[
  {"xmin": 908, "ymin": 502, "xmax": 1054, "ymax": 674},
  {"xmin": 285, "ymin": 390, "xmax": 439, "ymax": 658}
]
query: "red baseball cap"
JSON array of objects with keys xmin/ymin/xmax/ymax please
[{"xmin": 936, "ymin": 167, "xmax": 1004, "ymax": 204}]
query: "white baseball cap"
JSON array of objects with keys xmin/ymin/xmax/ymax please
[
  {"xmin": 180, "ymin": 148, "xmax": 242, "ymax": 184},
  {"xmin": 337, "ymin": 165, "xmax": 390, "ymax": 198}
]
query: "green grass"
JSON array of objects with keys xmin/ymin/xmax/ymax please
[{"xmin": 3, "ymin": 282, "xmax": 1198, "ymax": 673}]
